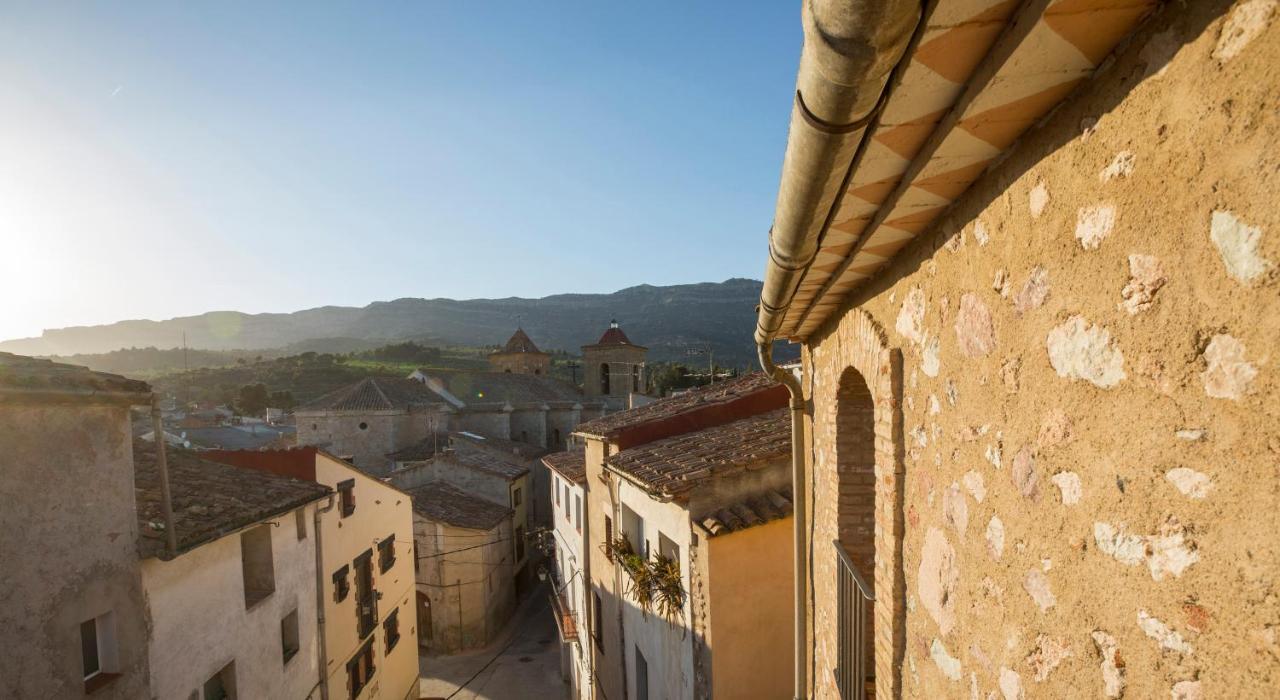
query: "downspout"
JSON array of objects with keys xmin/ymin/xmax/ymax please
[
  {"xmin": 756, "ymin": 3, "xmax": 921, "ymax": 698},
  {"xmin": 313, "ymin": 494, "xmax": 337, "ymax": 700},
  {"xmin": 150, "ymin": 399, "xmax": 178, "ymax": 558}
]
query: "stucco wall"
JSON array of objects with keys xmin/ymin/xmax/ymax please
[
  {"xmin": 0, "ymin": 402, "xmax": 151, "ymax": 699},
  {"xmin": 801, "ymin": 3, "xmax": 1279, "ymax": 698},
  {"xmin": 551, "ymin": 475, "xmax": 591, "ymax": 700},
  {"xmin": 706, "ymin": 518, "xmax": 795, "ymax": 700},
  {"xmin": 142, "ymin": 508, "xmax": 320, "ymax": 700},
  {"xmin": 457, "ymin": 409, "xmax": 512, "ymax": 440},
  {"xmin": 414, "ymin": 518, "xmax": 515, "ymax": 652},
  {"xmin": 583, "ymin": 437, "xmax": 627, "ymax": 700},
  {"xmin": 509, "ymin": 408, "xmax": 548, "ymax": 449},
  {"xmin": 616, "ymin": 478, "xmax": 695, "ymax": 700},
  {"xmin": 297, "ymin": 411, "xmax": 402, "ymax": 475},
  {"xmin": 314, "ymin": 453, "xmax": 419, "ymax": 700}
]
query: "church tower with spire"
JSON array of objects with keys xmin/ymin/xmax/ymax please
[{"xmin": 489, "ymin": 328, "xmax": 552, "ymax": 375}]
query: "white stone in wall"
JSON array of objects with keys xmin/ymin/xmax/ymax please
[
  {"xmin": 1210, "ymin": 210, "xmax": 1271, "ymax": 283},
  {"xmin": 993, "ymin": 268, "xmax": 1010, "ymax": 297},
  {"xmin": 963, "ymin": 470, "xmax": 986, "ymax": 503},
  {"xmin": 897, "ymin": 287, "xmax": 927, "ymax": 343},
  {"xmin": 1075, "ymin": 204, "xmax": 1116, "ymax": 250},
  {"xmin": 1175, "ymin": 428, "xmax": 1206, "ymax": 441},
  {"xmin": 910, "ymin": 424, "xmax": 928, "ymax": 447},
  {"xmin": 974, "ymin": 219, "xmax": 990, "ymax": 246},
  {"xmin": 1013, "ymin": 266, "xmax": 1050, "ymax": 315},
  {"xmin": 1023, "ymin": 569, "xmax": 1056, "ymax": 611},
  {"xmin": 1037, "ymin": 410, "xmax": 1073, "ymax": 449},
  {"xmin": 1138, "ymin": 609, "xmax": 1194, "ymax": 655},
  {"xmin": 1119, "ymin": 254, "xmax": 1166, "ymax": 315},
  {"xmin": 1214, "ymin": 0, "xmax": 1278, "ymax": 62},
  {"xmin": 986, "ymin": 516, "xmax": 1005, "ymax": 561},
  {"xmin": 1025, "ymin": 634, "xmax": 1071, "ymax": 682},
  {"xmin": 944, "ymin": 482, "xmax": 969, "ymax": 536},
  {"xmin": 1029, "ymin": 181, "xmax": 1050, "ymax": 219},
  {"xmin": 945, "ymin": 379, "xmax": 958, "ymax": 406},
  {"xmin": 998, "ymin": 667, "xmax": 1024, "ymax": 700},
  {"xmin": 955, "ymin": 293, "xmax": 997, "ymax": 358},
  {"xmin": 1046, "ymin": 316, "xmax": 1126, "ymax": 388},
  {"xmin": 1100, "ymin": 151, "xmax": 1135, "ymax": 182},
  {"xmin": 930, "ymin": 639, "xmax": 962, "ymax": 681},
  {"xmin": 922, "ymin": 335, "xmax": 941, "ymax": 378},
  {"xmin": 1091, "ymin": 631, "xmax": 1126, "ymax": 699},
  {"xmin": 1172, "ymin": 679, "xmax": 1204, "ymax": 700},
  {"xmin": 929, "ymin": 394, "xmax": 941, "ymax": 415},
  {"xmin": 1094, "ymin": 522, "xmax": 1145, "ymax": 566},
  {"xmin": 1147, "ymin": 521, "xmax": 1199, "ymax": 581},
  {"xmin": 1050, "ymin": 471, "xmax": 1082, "ymax": 505},
  {"xmin": 1011, "ymin": 445, "xmax": 1040, "ymax": 501},
  {"xmin": 919, "ymin": 528, "xmax": 960, "ymax": 636},
  {"xmin": 1165, "ymin": 467, "xmax": 1213, "ymax": 499},
  {"xmin": 985, "ymin": 442, "xmax": 1002, "ymax": 469},
  {"xmin": 1200, "ymin": 333, "xmax": 1257, "ymax": 400}
]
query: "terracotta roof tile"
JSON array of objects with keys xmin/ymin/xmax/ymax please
[
  {"xmin": 605, "ymin": 408, "xmax": 791, "ymax": 497},
  {"xmin": 542, "ymin": 448, "xmax": 586, "ymax": 485},
  {"xmin": 409, "ymin": 481, "xmax": 512, "ymax": 530},
  {"xmin": 299, "ymin": 377, "xmax": 443, "ymax": 411},
  {"xmin": 699, "ymin": 488, "xmax": 794, "ymax": 537},
  {"xmin": 451, "ymin": 431, "xmax": 550, "ymax": 459},
  {"xmin": 577, "ymin": 372, "xmax": 780, "ymax": 437},
  {"xmin": 437, "ymin": 441, "xmax": 530, "ymax": 480},
  {"xmin": 0, "ymin": 352, "xmax": 150, "ymax": 397},
  {"xmin": 494, "ymin": 328, "xmax": 546, "ymax": 355},
  {"xmin": 134, "ymin": 441, "xmax": 330, "ymax": 559}
]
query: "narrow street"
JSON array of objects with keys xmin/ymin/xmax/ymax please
[{"xmin": 418, "ymin": 585, "xmax": 567, "ymax": 700}]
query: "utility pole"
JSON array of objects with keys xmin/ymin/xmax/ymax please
[{"xmin": 685, "ymin": 343, "xmax": 715, "ymax": 385}]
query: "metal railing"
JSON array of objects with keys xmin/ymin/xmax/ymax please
[{"xmin": 834, "ymin": 540, "xmax": 875, "ymax": 700}]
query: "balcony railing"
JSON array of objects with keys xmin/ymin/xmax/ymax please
[{"xmin": 834, "ymin": 540, "xmax": 875, "ymax": 700}]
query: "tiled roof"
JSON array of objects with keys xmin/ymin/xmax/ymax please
[
  {"xmin": 387, "ymin": 434, "xmax": 449, "ymax": 462},
  {"xmin": 542, "ymin": 448, "xmax": 586, "ymax": 485},
  {"xmin": 134, "ymin": 441, "xmax": 331, "ymax": 560},
  {"xmin": 606, "ymin": 408, "xmax": 791, "ymax": 497},
  {"xmin": 409, "ymin": 481, "xmax": 512, "ymax": 530},
  {"xmin": 495, "ymin": 328, "xmax": 546, "ymax": 355},
  {"xmin": 299, "ymin": 377, "xmax": 444, "ymax": 411},
  {"xmin": 699, "ymin": 488, "xmax": 794, "ymax": 537},
  {"xmin": 451, "ymin": 431, "xmax": 550, "ymax": 459},
  {"xmin": 0, "ymin": 352, "xmax": 150, "ymax": 397},
  {"xmin": 440, "ymin": 442, "xmax": 530, "ymax": 480},
  {"xmin": 416, "ymin": 370, "xmax": 588, "ymax": 407},
  {"xmin": 583, "ymin": 321, "xmax": 644, "ymax": 349},
  {"xmin": 576, "ymin": 372, "xmax": 780, "ymax": 437}
]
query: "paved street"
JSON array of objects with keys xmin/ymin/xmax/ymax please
[{"xmin": 418, "ymin": 586, "xmax": 567, "ymax": 700}]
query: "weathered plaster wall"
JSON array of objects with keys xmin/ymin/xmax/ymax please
[
  {"xmin": 457, "ymin": 408, "xmax": 512, "ymax": 440},
  {"xmin": 802, "ymin": 3, "xmax": 1279, "ymax": 697},
  {"xmin": 546, "ymin": 407, "xmax": 582, "ymax": 451},
  {"xmin": 706, "ymin": 518, "xmax": 795, "ymax": 700},
  {"xmin": 297, "ymin": 411, "xmax": 401, "ymax": 474},
  {"xmin": 551, "ymin": 475, "xmax": 591, "ymax": 700},
  {"xmin": 414, "ymin": 517, "xmax": 515, "ymax": 652},
  {"xmin": 315, "ymin": 454, "xmax": 419, "ymax": 700},
  {"xmin": 0, "ymin": 403, "xmax": 151, "ymax": 699},
  {"xmin": 142, "ymin": 511, "xmax": 319, "ymax": 700},
  {"xmin": 616, "ymin": 478, "xmax": 695, "ymax": 700},
  {"xmin": 510, "ymin": 407, "xmax": 548, "ymax": 449},
  {"xmin": 583, "ymin": 436, "xmax": 627, "ymax": 700}
]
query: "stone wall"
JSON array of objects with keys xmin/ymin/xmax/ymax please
[
  {"xmin": 583, "ymin": 345, "xmax": 647, "ymax": 399},
  {"xmin": 802, "ymin": 2, "xmax": 1279, "ymax": 697}
]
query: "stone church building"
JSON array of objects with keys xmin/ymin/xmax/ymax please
[
  {"xmin": 753, "ymin": 1, "xmax": 1278, "ymax": 699},
  {"xmin": 296, "ymin": 324, "xmax": 646, "ymax": 475}
]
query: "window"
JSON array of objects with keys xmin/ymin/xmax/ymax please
[
  {"xmin": 333, "ymin": 565, "xmax": 351, "ymax": 602},
  {"xmin": 620, "ymin": 504, "xmax": 646, "ymax": 557},
  {"xmin": 295, "ymin": 508, "xmax": 307, "ymax": 540},
  {"xmin": 635, "ymin": 646, "xmax": 649, "ymax": 700},
  {"xmin": 552, "ymin": 428, "xmax": 561, "ymax": 448},
  {"xmin": 383, "ymin": 608, "xmax": 401, "ymax": 653},
  {"xmin": 346, "ymin": 640, "xmax": 376, "ymax": 699},
  {"xmin": 564, "ymin": 485, "xmax": 571, "ymax": 520},
  {"xmin": 354, "ymin": 551, "xmax": 377, "ymax": 639},
  {"xmin": 80, "ymin": 611, "xmax": 119, "ymax": 692},
  {"xmin": 281, "ymin": 610, "xmax": 300, "ymax": 664},
  {"xmin": 241, "ymin": 525, "xmax": 275, "ymax": 608},
  {"xmin": 575, "ymin": 494, "xmax": 582, "ymax": 533},
  {"xmin": 414, "ymin": 542, "xmax": 420, "ymax": 573},
  {"xmin": 338, "ymin": 479, "xmax": 356, "ymax": 517},
  {"xmin": 520, "ymin": 430, "xmax": 528, "ymax": 443},
  {"xmin": 600, "ymin": 363, "xmax": 610, "ymax": 394},
  {"xmin": 203, "ymin": 662, "xmax": 236, "ymax": 700},
  {"xmin": 513, "ymin": 487, "xmax": 522, "ymax": 507},
  {"xmin": 378, "ymin": 535, "xmax": 396, "ymax": 573},
  {"xmin": 604, "ymin": 516, "xmax": 614, "ymax": 561},
  {"xmin": 632, "ymin": 365, "xmax": 641, "ymax": 393},
  {"xmin": 658, "ymin": 531, "xmax": 680, "ymax": 564},
  {"xmin": 358, "ymin": 422, "xmax": 368, "ymax": 431},
  {"xmin": 592, "ymin": 592, "xmax": 604, "ymax": 652},
  {"xmin": 555, "ymin": 478, "xmax": 561, "ymax": 506},
  {"xmin": 515, "ymin": 525, "xmax": 525, "ymax": 562}
]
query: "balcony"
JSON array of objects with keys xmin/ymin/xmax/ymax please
[
  {"xmin": 834, "ymin": 541, "xmax": 875, "ymax": 700},
  {"xmin": 549, "ymin": 587, "xmax": 578, "ymax": 643}
]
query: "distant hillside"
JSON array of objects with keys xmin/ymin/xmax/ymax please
[{"xmin": 2, "ymin": 279, "xmax": 773, "ymax": 366}]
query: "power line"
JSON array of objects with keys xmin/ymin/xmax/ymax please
[{"xmin": 414, "ymin": 534, "xmax": 515, "ymax": 560}]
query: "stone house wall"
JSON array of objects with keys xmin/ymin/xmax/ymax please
[
  {"xmin": 801, "ymin": 3, "xmax": 1278, "ymax": 698},
  {"xmin": 414, "ymin": 517, "xmax": 515, "ymax": 652}
]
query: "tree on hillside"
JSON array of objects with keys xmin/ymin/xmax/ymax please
[
  {"xmin": 237, "ymin": 383, "xmax": 270, "ymax": 417},
  {"xmin": 269, "ymin": 390, "xmax": 296, "ymax": 412}
]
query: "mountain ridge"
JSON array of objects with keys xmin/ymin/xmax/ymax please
[{"xmin": 3, "ymin": 278, "xmax": 773, "ymax": 365}]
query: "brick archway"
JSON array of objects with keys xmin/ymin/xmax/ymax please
[{"xmin": 808, "ymin": 308, "xmax": 903, "ymax": 699}]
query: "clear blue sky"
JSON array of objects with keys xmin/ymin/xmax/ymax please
[{"xmin": 0, "ymin": 2, "xmax": 801, "ymax": 342}]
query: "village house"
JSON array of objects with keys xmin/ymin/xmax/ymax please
[
  {"xmin": 408, "ymin": 481, "xmax": 517, "ymax": 652},
  {"xmin": 574, "ymin": 373, "xmax": 791, "ymax": 700},
  {"xmin": 134, "ymin": 443, "xmax": 331, "ymax": 700},
  {"xmin": 201, "ymin": 447, "xmax": 420, "ymax": 700},
  {"xmin": 752, "ymin": 1, "xmax": 1279, "ymax": 698},
  {"xmin": 390, "ymin": 438, "xmax": 533, "ymax": 592},
  {"xmin": 542, "ymin": 447, "xmax": 589, "ymax": 699},
  {"xmin": 0, "ymin": 354, "xmax": 154, "ymax": 699}
]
